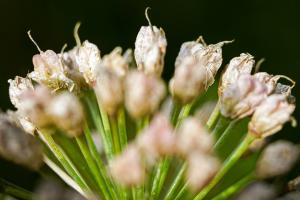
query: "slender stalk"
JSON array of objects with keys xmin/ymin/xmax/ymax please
[
  {"xmin": 206, "ymin": 103, "xmax": 220, "ymax": 130},
  {"xmin": 0, "ymin": 179, "xmax": 34, "ymax": 200},
  {"xmin": 211, "ymin": 115, "xmax": 231, "ymax": 140},
  {"xmin": 110, "ymin": 117, "xmax": 121, "ymax": 154},
  {"xmin": 118, "ymin": 108, "xmax": 128, "ymax": 150},
  {"xmin": 75, "ymin": 136, "xmax": 112, "ymax": 199},
  {"xmin": 211, "ymin": 173, "xmax": 254, "ymax": 200},
  {"xmin": 38, "ymin": 131, "xmax": 90, "ymax": 191},
  {"xmin": 174, "ymin": 183, "xmax": 188, "ymax": 200},
  {"xmin": 193, "ymin": 134, "xmax": 255, "ymax": 200},
  {"xmin": 213, "ymin": 119, "xmax": 239, "ymax": 150}
]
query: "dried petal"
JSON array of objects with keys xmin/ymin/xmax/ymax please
[
  {"xmin": 135, "ymin": 25, "xmax": 167, "ymax": 76},
  {"xmin": 219, "ymin": 53, "xmax": 255, "ymax": 97},
  {"xmin": 249, "ymin": 94, "xmax": 295, "ymax": 138},
  {"xmin": 47, "ymin": 92, "xmax": 84, "ymax": 137},
  {"xmin": 256, "ymin": 140, "xmax": 299, "ymax": 179},
  {"xmin": 110, "ymin": 145, "xmax": 145, "ymax": 186},
  {"xmin": 125, "ymin": 70, "xmax": 166, "ymax": 118},
  {"xmin": 220, "ymin": 74, "xmax": 268, "ymax": 119}
]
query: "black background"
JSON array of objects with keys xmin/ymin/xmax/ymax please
[{"xmin": 0, "ymin": 0, "xmax": 299, "ymax": 191}]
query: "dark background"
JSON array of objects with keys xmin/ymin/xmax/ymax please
[{"xmin": 0, "ymin": 0, "xmax": 299, "ymax": 192}]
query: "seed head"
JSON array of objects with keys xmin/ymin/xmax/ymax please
[
  {"xmin": 249, "ymin": 94, "xmax": 295, "ymax": 138},
  {"xmin": 256, "ymin": 140, "xmax": 299, "ymax": 179}
]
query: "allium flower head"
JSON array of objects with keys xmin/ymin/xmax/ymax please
[{"xmin": 249, "ymin": 94, "xmax": 295, "ymax": 138}]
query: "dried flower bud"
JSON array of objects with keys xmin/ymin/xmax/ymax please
[
  {"xmin": 110, "ymin": 145, "xmax": 145, "ymax": 186},
  {"xmin": 29, "ymin": 50, "xmax": 74, "ymax": 91},
  {"xmin": 220, "ymin": 74, "xmax": 268, "ymax": 119},
  {"xmin": 18, "ymin": 85, "xmax": 53, "ymax": 128},
  {"xmin": 186, "ymin": 153, "xmax": 220, "ymax": 191},
  {"xmin": 47, "ymin": 92, "xmax": 84, "ymax": 137},
  {"xmin": 6, "ymin": 110, "xmax": 36, "ymax": 135},
  {"xmin": 249, "ymin": 94, "xmax": 295, "ymax": 138},
  {"xmin": 8, "ymin": 76, "xmax": 34, "ymax": 109},
  {"xmin": 253, "ymin": 72, "xmax": 277, "ymax": 94},
  {"xmin": 136, "ymin": 114, "xmax": 176, "ymax": 165},
  {"xmin": 134, "ymin": 20, "xmax": 167, "ymax": 76},
  {"xmin": 125, "ymin": 70, "xmax": 166, "ymax": 118},
  {"xmin": 288, "ymin": 176, "xmax": 300, "ymax": 191},
  {"xmin": 0, "ymin": 114, "xmax": 43, "ymax": 170},
  {"xmin": 235, "ymin": 182, "xmax": 276, "ymax": 200},
  {"xmin": 169, "ymin": 57, "xmax": 208, "ymax": 104},
  {"xmin": 99, "ymin": 47, "xmax": 130, "ymax": 78},
  {"xmin": 219, "ymin": 53, "xmax": 255, "ymax": 97},
  {"xmin": 94, "ymin": 68, "xmax": 124, "ymax": 115},
  {"xmin": 176, "ymin": 117, "xmax": 214, "ymax": 155},
  {"xmin": 256, "ymin": 140, "xmax": 299, "ymax": 179}
]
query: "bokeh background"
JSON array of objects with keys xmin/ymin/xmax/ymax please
[{"xmin": 0, "ymin": 0, "xmax": 299, "ymax": 193}]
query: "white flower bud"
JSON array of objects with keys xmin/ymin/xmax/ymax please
[
  {"xmin": 186, "ymin": 153, "xmax": 220, "ymax": 191},
  {"xmin": 94, "ymin": 68, "xmax": 124, "ymax": 115},
  {"xmin": 220, "ymin": 74, "xmax": 268, "ymax": 119},
  {"xmin": 219, "ymin": 53, "xmax": 255, "ymax": 97},
  {"xmin": 256, "ymin": 140, "xmax": 299, "ymax": 179},
  {"xmin": 110, "ymin": 145, "xmax": 145, "ymax": 186},
  {"xmin": 125, "ymin": 70, "xmax": 166, "ymax": 118},
  {"xmin": 0, "ymin": 114, "xmax": 43, "ymax": 170},
  {"xmin": 47, "ymin": 92, "xmax": 84, "ymax": 137},
  {"xmin": 8, "ymin": 76, "xmax": 34, "ymax": 109},
  {"xmin": 248, "ymin": 94, "xmax": 295, "ymax": 138},
  {"xmin": 29, "ymin": 50, "xmax": 75, "ymax": 91},
  {"xmin": 176, "ymin": 117, "xmax": 214, "ymax": 155},
  {"xmin": 136, "ymin": 114, "xmax": 176, "ymax": 165},
  {"xmin": 134, "ymin": 24, "xmax": 167, "ymax": 76},
  {"xmin": 253, "ymin": 72, "xmax": 277, "ymax": 94}
]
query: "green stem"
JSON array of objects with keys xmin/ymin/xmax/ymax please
[
  {"xmin": 0, "ymin": 179, "xmax": 33, "ymax": 200},
  {"xmin": 118, "ymin": 108, "xmax": 128, "ymax": 150},
  {"xmin": 174, "ymin": 183, "xmax": 188, "ymax": 200},
  {"xmin": 110, "ymin": 117, "xmax": 121, "ymax": 154},
  {"xmin": 206, "ymin": 103, "xmax": 220, "ymax": 131},
  {"xmin": 164, "ymin": 163, "xmax": 187, "ymax": 200},
  {"xmin": 211, "ymin": 173, "xmax": 254, "ymax": 200},
  {"xmin": 193, "ymin": 134, "xmax": 255, "ymax": 200},
  {"xmin": 75, "ymin": 136, "xmax": 112, "ymax": 199},
  {"xmin": 211, "ymin": 115, "xmax": 231, "ymax": 140},
  {"xmin": 38, "ymin": 131, "xmax": 90, "ymax": 191},
  {"xmin": 213, "ymin": 119, "xmax": 239, "ymax": 150}
]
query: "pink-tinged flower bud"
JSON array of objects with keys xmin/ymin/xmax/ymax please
[
  {"xmin": 235, "ymin": 182, "xmax": 276, "ymax": 200},
  {"xmin": 29, "ymin": 50, "xmax": 75, "ymax": 91},
  {"xmin": 8, "ymin": 76, "xmax": 34, "ymax": 109},
  {"xmin": 99, "ymin": 47, "xmax": 130, "ymax": 78},
  {"xmin": 18, "ymin": 85, "xmax": 53, "ymax": 128},
  {"xmin": 256, "ymin": 140, "xmax": 299, "ymax": 179},
  {"xmin": 94, "ymin": 68, "xmax": 124, "ymax": 115},
  {"xmin": 125, "ymin": 70, "xmax": 166, "ymax": 118},
  {"xmin": 253, "ymin": 72, "xmax": 278, "ymax": 94},
  {"xmin": 169, "ymin": 57, "xmax": 207, "ymax": 104},
  {"xmin": 176, "ymin": 117, "xmax": 214, "ymax": 155},
  {"xmin": 248, "ymin": 94, "xmax": 295, "ymax": 138},
  {"xmin": 110, "ymin": 145, "xmax": 145, "ymax": 186},
  {"xmin": 219, "ymin": 53, "xmax": 255, "ymax": 97},
  {"xmin": 0, "ymin": 114, "xmax": 43, "ymax": 170},
  {"xmin": 186, "ymin": 153, "xmax": 220, "ymax": 191},
  {"xmin": 47, "ymin": 92, "xmax": 84, "ymax": 137},
  {"xmin": 75, "ymin": 41, "xmax": 101, "ymax": 85},
  {"xmin": 134, "ymin": 21, "xmax": 167, "ymax": 76},
  {"xmin": 136, "ymin": 114, "xmax": 176, "ymax": 165},
  {"xmin": 220, "ymin": 74, "xmax": 268, "ymax": 119}
]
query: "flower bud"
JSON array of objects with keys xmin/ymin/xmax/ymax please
[
  {"xmin": 0, "ymin": 114, "xmax": 43, "ymax": 170},
  {"xmin": 253, "ymin": 72, "xmax": 277, "ymax": 94},
  {"xmin": 256, "ymin": 140, "xmax": 299, "ymax": 179},
  {"xmin": 6, "ymin": 110, "xmax": 36, "ymax": 135},
  {"xmin": 110, "ymin": 145, "xmax": 145, "ymax": 186},
  {"xmin": 47, "ymin": 92, "xmax": 84, "ymax": 137},
  {"xmin": 94, "ymin": 68, "xmax": 124, "ymax": 115},
  {"xmin": 29, "ymin": 50, "xmax": 75, "ymax": 91},
  {"xmin": 18, "ymin": 85, "xmax": 53, "ymax": 128},
  {"xmin": 235, "ymin": 182, "xmax": 276, "ymax": 200},
  {"xmin": 186, "ymin": 153, "xmax": 220, "ymax": 191},
  {"xmin": 136, "ymin": 113, "xmax": 176, "ymax": 165},
  {"xmin": 125, "ymin": 70, "xmax": 166, "ymax": 118},
  {"xmin": 169, "ymin": 57, "xmax": 208, "ymax": 104},
  {"xmin": 219, "ymin": 53, "xmax": 255, "ymax": 97},
  {"xmin": 99, "ymin": 47, "xmax": 130, "ymax": 78},
  {"xmin": 176, "ymin": 117, "xmax": 214, "ymax": 155},
  {"xmin": 8, "ymin": 76, "xmax": 34, "ymax": 109},
  {"xmin": 134, "ymin": 23, "xmax": 167, "ymax": 76},
  {"xmin": 248, "ymin": 94, "xmax": 295, "ymax": 138},
  {"xmin": 220, "ymin": 74, "xmax": 268, "ymax": 119}
]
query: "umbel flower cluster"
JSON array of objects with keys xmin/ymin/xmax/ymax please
[{"xmin": 1, "ymin": 10, "xmax": 299, "ymax": 200}]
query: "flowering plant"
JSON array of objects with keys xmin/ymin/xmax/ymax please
[{"xmin": 0, "ymin": 9, "xmax": 299, "ymax": 200}]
